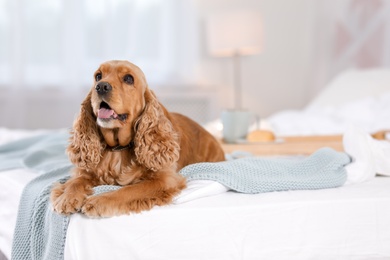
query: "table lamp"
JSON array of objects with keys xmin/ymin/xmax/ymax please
[{"xmin": 206, "ymin": 10, "xmax": 263, "ymax": 110}]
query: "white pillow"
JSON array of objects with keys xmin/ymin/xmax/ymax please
[{"xmin": 307, "ymin": 68, "xmax": 390, "ymax": 109}]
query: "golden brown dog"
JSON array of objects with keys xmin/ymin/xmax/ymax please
[{"xmin": 51, "ymin": 60, "xmax": 225, "ymax": 217}]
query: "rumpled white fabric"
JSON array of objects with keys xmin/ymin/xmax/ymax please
[
  {"xmin": 174, "ymin": 180, "xmax": 229, "ymax": 204},
  {"xmin": 344, "ymin": 125, "xmax": 390, "ymax": 180},
  {"xmin": 268, "ymin": 92, "xmax": 390, "ymax": 136}
]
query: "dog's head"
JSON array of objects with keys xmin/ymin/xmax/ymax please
[
  {"xmin": 67, "ymin": 60, "xmax": 179, "ymax": 172},
  {"xmin": 91, "ymin": 60, "xmax": 146, "ymax": 130}
]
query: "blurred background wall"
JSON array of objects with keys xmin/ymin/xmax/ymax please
[{"xmin": 0, "ymin": 0, "xmax": 389, "ymax": 129}]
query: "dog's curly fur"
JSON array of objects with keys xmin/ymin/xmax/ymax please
[{"xmin": 50, "ymin": 60, "xmax": 225, "ymax": 217}]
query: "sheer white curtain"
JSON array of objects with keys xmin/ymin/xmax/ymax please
[
  {"xmin": 0, "ymin": 0, "xmax": 198, "ymax": 90},
  {"xmin": 0, "ymin": 0, "xmax": 199, "ymax": 129}
]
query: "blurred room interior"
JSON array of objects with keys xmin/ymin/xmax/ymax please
[{"xmin": 0, "ymin": 0, "xmax": 389, "ymax": 130}]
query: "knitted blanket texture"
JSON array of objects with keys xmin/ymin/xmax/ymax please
[
  {"xmin": 180, "ymin": 149, "xmax": 349, "ymax": 193},
  {"xmin": 0, "ymin": 133, "xmax": 350, "ymax": 260}
]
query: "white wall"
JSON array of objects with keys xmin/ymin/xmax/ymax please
[
  {"xmin": 0, "ymin": 0, "xmax": 324, "ymax": 129},
  {"xmin": 194, "ymin": 0, "xmax": 318, "ymax": 117}
]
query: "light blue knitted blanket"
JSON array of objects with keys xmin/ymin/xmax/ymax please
[
  {"xmin": 0, "ymin": 133, "xmax": 72, "ymax": 260},
  {"xmin": 0, "ymin": 133, "xmax": 350, "ymax": 260},
  {"xmin": 180, "ymin": 148, "xmax": 350, "ymax": 193}
]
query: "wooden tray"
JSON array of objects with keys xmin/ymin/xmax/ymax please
[{"xmin": 220, "ymin": 135, "xmax": 344, "ymax": 156}]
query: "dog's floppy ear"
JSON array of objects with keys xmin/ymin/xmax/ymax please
[
  {"xmin": 67, "ymin": 91, "xmax": 104, "ymax": 170},
  {"xmin": 134, "ymin": 88, "xmax": 180, "ymax": 171}
]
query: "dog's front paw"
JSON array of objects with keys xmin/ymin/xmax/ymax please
[
  {"xmin": 81, "ymin": 196, "xmax": 114, "ymax": 218},
  {"xmin": 50, "ymin": 182, "xmax": 65, "ymax": 204},
  {"xmin": 52, "ymin": 190, "xmax": 87, "ymax": 215}
]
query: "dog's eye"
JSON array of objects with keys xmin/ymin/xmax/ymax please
[
  {"xmin": 123, "ymin": 74, "xmax": 134, "ymax": 85},
  {"xmin": 95, "ymin": 73, "xmax": 102, "ymax": 82}
]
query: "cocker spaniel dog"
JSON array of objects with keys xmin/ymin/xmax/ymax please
[{"xmin": 51, "ymin": 60, "xmax": 225, "ymax": 217}]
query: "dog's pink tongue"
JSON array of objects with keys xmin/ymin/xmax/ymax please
[{"xmin": 98, "ymin": 108, "xmax": 116, "ymax": 119}]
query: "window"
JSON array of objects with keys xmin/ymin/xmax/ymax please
[{"xmin": 0, "ymin": 0, "xmax": 196, "ymax": 89}]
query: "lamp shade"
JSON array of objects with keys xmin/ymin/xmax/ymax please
[{"xmin": 206, "ymin": 10, "xmax": 263, "ymax": 57}]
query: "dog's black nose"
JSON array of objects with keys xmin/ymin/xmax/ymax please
[{"xmin": 95, "ymin": 82, "xmax": 112, "ymax": 95}]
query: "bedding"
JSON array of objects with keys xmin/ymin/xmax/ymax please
[
  {"xmin": 0, "ymin": 128, "xmax": 54, "ymax": 260},
  {"xmin": 0, "ymin": 127, "xmax": 390, "ymax": 260},
  {"xmin": 1, "ymin": 132, "xmax": 350, "ymax": 260},
  {"xmin": 267, "ymin": 68, "xmax": 390, "ymax": 136},
  {"xmin": 268, "ymin": 91, "xmax": 390, "ymax": 136},
  {"xmin": 65, "ymin": 177, "xmax": 390, "ymax": 260}
]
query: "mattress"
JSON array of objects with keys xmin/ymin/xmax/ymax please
[
  {"xmin": 1, "ymin": 166, "xmax": 390, "ymax": 260},
  {"xmin": 1, "ymin": 130, "xmax": 390, "ymax": 260},
  {"xmin": 65, "ymin": 177, "xmax": 390, "ymax": 260}
]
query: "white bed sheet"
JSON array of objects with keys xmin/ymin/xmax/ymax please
[
  {"xmin": 2, "ymin": 168, "xmax": 390, "ymax": 260},
  {"xmin": 1, "ymin": 130, "xmax": 390, "ymax": 260},
  {"xmin": 0, "ymin": 128, "xmax": 52, "ymax": 260},
  {"xmin": 267, "ymin": 91, "xmax": 390, "ymax": 136},
  {"xmin": 0, "ymin": 169, "xmax": 37, "ymax": 260},
  {"xmin": 64, "ymin": 177, "xmax": 390, "ymax": 260}
]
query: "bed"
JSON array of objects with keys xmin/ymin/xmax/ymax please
[{"xmin": 1, "ymin": 69, "xmax": 390, "ymax": 260}]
